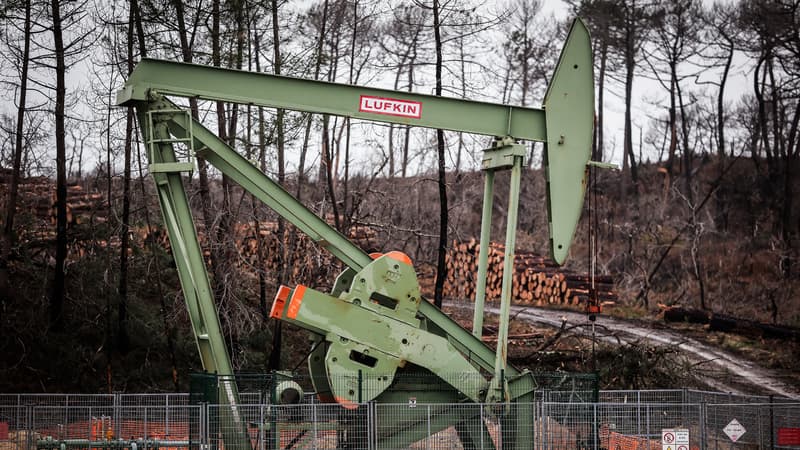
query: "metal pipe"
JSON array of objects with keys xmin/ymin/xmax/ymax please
[
  {"xmin": 472, "ymin": 170, "xmax": 495, "ymax": 338},
  {"xmin": 492, "ymin": 155, "xmax": 523, "ymax": 399}
]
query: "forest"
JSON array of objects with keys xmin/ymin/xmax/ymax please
[{"xmin": 0, "ymin": 0, "xmax": 799, "ymax": 392}]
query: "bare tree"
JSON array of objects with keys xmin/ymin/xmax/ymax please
[
  {"xmin": 700, "ymin": 1, "xmax": 740, "ymax": 160},
  {"xmin": 269, "ymin": 0, "xmax": 286, "ymax": 371},
  {"xmin": 699, "ymin": 1, "xmax": 741, "ymax": 231},
  {"xmin": 49, "ymin": 0, "xmax": 68, "ymax": 330},
  {"xmin": 0, "ymin": 0, "xmax": 32, "ymax": 312},
  {"xmin": 569, "ymin": 0, "xmax": 621, "ymax": 163},
  {"xmin": 618, "ymin": 0, "xmax": 658, "ymax": 188},
  {"xmin": 739, "ymin": 0, "xmax": 800, "ymax": 278},
  {"xmin": 643, "ymin": 0, "xmax": 703, "ymax": 201},
  {"xmin": 378, "ymin": 4, "xmax": 428, "ymax": 177},
  {"xmin": 432, "ymin": 0, "xmax": 447, "ymax": 308},
  {"xmin": 644, "ymin": 0, "xmax": 700, "ymax": 176},
  {"xmin": 502, "ymin": 0, "xmax": 556, "ymax": 107},
  {"xmin": 501, "ymin": 0, "xmax": 557, "ymax": 167}
]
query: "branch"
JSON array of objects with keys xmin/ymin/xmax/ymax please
[{"xmin": 635, "ymin": 151, "xmax": 743, "ymax": 304}]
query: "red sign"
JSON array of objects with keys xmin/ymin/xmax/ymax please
[
  {"xmin": 0, "ymin": 422, "xmax": 8, "ymax": 440},
  {"xmin": 359, "ymin": 95, "xmax": 422, "ymax": 119},
  {"xmin": 778, "ymin": 428, "xmax": 800, "ymax": 446}
]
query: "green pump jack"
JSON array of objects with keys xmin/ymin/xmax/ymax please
[{"xmin": 117, "ymin": 18, "xmax": 596, "ymax": 450}]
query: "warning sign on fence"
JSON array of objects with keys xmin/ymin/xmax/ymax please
[
  {"xmin": 723, "ymin": 419, "xmax": 746, "ymax": 443},
  {"xmin": 663, "ymin": 428, "xmax": 689, "ymax": 450},
  {"xmin": 778, "ymin": 428, "xmax": 800, "ymax": 446}
]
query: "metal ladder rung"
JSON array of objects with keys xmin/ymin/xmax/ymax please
[
  {"xmin": 149, "ymin": 162, "xmax": 195, "ymax": 173},
  {"xmin": 147, "ymin": 109, "xmax": 195, "ymax": 174}
]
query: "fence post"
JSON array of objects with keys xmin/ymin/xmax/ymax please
[
  {"xmin": 542, "ymin": 403, "xmax": 547, "ymax": 450},
  {"xmin": 259, "ymin": 405, "xmax": 264, "ymax": 450},
  {"xmin": 699, "ymin": 403, "xmax": 706, "ymax": 450},
  {"xmin": 593, "ymin": 403, "xmax": 598, "ymax": 450},
  {"xmin": 426, "ymin": 405, "xmax": 431, "ymax": 450},
  {"xmin": 358, "ymin": 370, "xmax": 363, "ymax": 404},
  {"xmin": 637, "ymin": 398, "xmax": 642, "ymax": 437},
  {"xmin": 89, "ymin": 406, "xmax": 93, "ymax": 441},
  {"xmin": 26, "ymin": 405, "xmax": 32, "ymax": 450},
  {"xmin": 165, "ymin": 395, "xmax": 170, "ymax": 438},
  {"xmin": 769, "ymin": 396, "xmax": 775, "ymax": 450},
  {"xmin": 480, "ymin": 404, "xmax": 485, "ymax": 450},
  {"xmin": 311, "ymin": 403, "xmax": 318, "ymax": 449},
  {"xmin": 113, "ymin": 393, "xmax": 120, "ymax": 440},
  {"xmin": 202, "ymin": 404, "xmax": 208, "ymax": 450},
  {"xmin": 360, "ymin": 403, "xmax": 377, "ymax": 449}
]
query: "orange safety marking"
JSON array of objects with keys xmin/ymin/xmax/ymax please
[
  {"xmin": 287, "ymin": 285, "xmax": 307, "ymax": 319},
  {"xmin": 369, "ymin": 252, "xmax": 384, "ymax": 259},
  {"xmin": 334, "ymin": 396, "xmax": 360, "ymax": 410},
  {"xmin": 269, "ymin": 285, "xmax": 291, "ymax": 319},
  {"xmin": 90, "ymin": 420, "xmax": 99, "ymax": 441},
  {"xmin": 384, "ymin": 251, "xmax": 412, "ymax": 266},
  {"xmin": 587, "ymin": 304, "xmax": 602, "ymax": 314},
  {"xmin": 603, "ymin": 430, "xmax": 660, "ymax": 450}
]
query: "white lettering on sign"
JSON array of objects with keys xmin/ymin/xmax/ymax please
[
  {"xmin": 663, "ymin": 428, "xmax": 689, "ymax": 446},
  {"xmin": 359, "ymin": 95, "xmax": 422, "ymax": 119},
  {"xmin": 724, "ymin": 419, "xmax": 746, "ymax": 443}
]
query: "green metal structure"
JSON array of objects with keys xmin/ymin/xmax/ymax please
[{"xmin": 117, "ymin": 18, "xmax": 595, "ymax": 450}]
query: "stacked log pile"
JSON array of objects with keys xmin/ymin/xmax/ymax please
[
  {"xmin": 0, "ymin": 172, "xmax": 108, "ymax": 228},
  {"xmin": 444, "ymin": 239, "xmax": 617, "ymax": 306},
  {"xmin": 0, "ymin": 172, "xmax": 378, "ymax": 285},
  {"xmin": 229, "ymin": 221, "xmax": 377, "ymax": 284}
]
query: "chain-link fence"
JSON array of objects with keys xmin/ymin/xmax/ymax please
[
  {"xmin": 1, "ymin": 390, "xmax": 798, "ymax": 450},
  {"xmin": 188, "ymin": 372, "xmax": 600, "ymax": 406}
]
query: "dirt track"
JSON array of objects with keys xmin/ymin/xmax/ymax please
[{"xmin": 446, "ymin": 302, "xmax": 800, "ymax": 399}]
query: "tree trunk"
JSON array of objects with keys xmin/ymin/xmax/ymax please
[
  {"xmin": 1, "ymin": 0, "xmax": 31, "ymax": 313},
  {"xmin": 297, "ymin": 0, "xmax": 329, "ymax": 196},
  {"xmin": 753, "ymin": 57, "xmax": 773, "ymax": 167},
  {"xmin": 667, "ymin": 64, "xmax": 677, "ymax": 175},
  {"xmin": 132, "ymin": 0, "xmax": 179, "ymax": 390},
  {"xmin": 268, "ymin": 0, "xmax": 288, "ymax": 371},
  {"xmin": 117, "ymin": 2, "xmax": 137, "ymax": 357},
  {"xmin": 50, "ymin": 0, "xmax": 67, "ymax": 331},
  {"xmin": 714, "ymin": 38, "xmax": 733, "ymax": 231},
  {"xmin": 717, "ymin": 40, "xmax": 732, "ymax": 159},
  {"xmin": 343, "ymin": 0, "xmax": 358, "ymax": 224},
  {"xmin": 171, "ymin": 0, "xmax": 216, "ymax": 266},
  {"xmin": 677, "ymin": 75, "xmax": 693, "ymax": 204},
  {"xmin": 594, "ymin": 41, "xmax": 606, "ymax": 163},
  {"xmin": 432, "ymin": 0, "xmax": 447, "ymax": 309},
  {"xmin": 623, "ymin": 28, "xmax": 638, "ymax": 186}
]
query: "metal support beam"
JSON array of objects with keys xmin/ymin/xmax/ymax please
[
  {"xmin": 118, "ymin": 59, "xmax": 547, "ymax": 142},
  {"xmin": 472, "ymin": 170, "xmax": 494, "ymax": 339},
  {"xmin": 489, "ymin": 151, "xmax": 525, "ymax": 403}
]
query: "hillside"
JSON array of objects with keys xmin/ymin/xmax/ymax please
[{"xmin": 1, "ymin": 155, "xmax": 799, "ymax": 393}]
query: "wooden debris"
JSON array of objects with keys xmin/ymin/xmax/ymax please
[{"xmin": 443, "ymin": 239, "xmax": 618, "ymax": 307}]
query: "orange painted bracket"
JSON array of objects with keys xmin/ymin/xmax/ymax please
[
  {"xmin": 370, "ymin": 250, "xmax": 413, "ymax": 266},
  {"xmin": 384, "ymin": 250, "xmax": 413, "ymax": 266},
  {"xmin": 287, "ymin": 285, "xmax": 307, "ymax": 319},
  {"xmin": 269, "ymin": 285, "xmax": 292, "ymax": 319}
]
